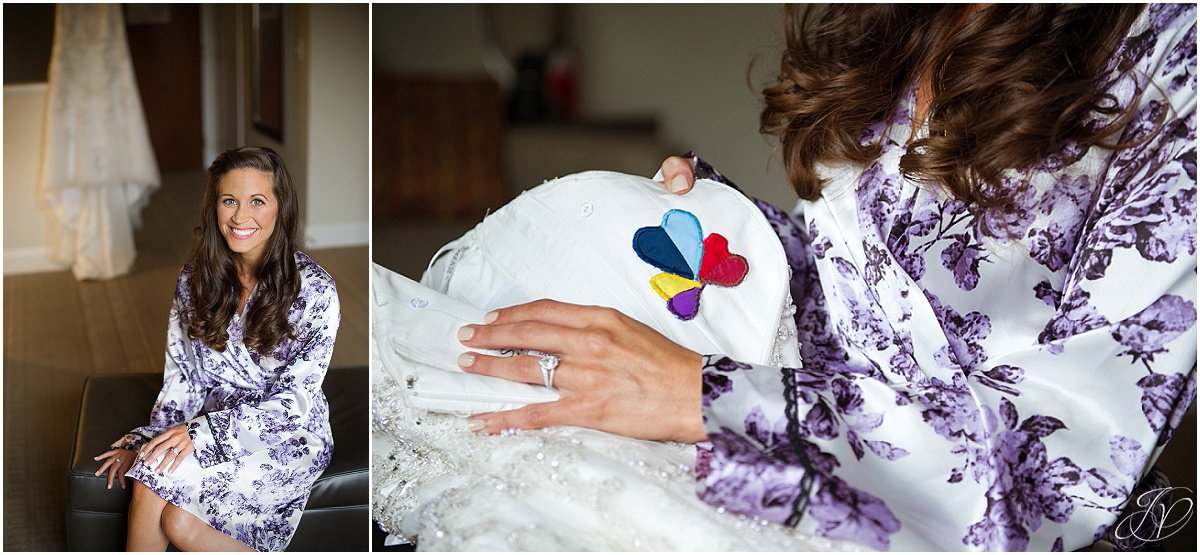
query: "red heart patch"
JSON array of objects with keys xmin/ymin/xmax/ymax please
[{"xmin": 699, "ymin": 233, "xmax": 749, "ymax": 287}]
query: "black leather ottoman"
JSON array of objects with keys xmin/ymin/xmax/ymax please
[{"xmin": 66, "ymin": 367, "xmax": 368, "ymax": 551}]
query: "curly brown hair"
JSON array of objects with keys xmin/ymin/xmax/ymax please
[
  {"xmin": 760, "ymin": 4, "xmax": 1147, "ymax": 209},
  {"xmin": 186, "ymin": 146, "xmax": 301, "ymax": 354}
]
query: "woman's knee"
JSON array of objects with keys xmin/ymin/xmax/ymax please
[
  {"xmin": 130, "ymin": 480, "xmax": 166, "ymax": 508},
  {"xmin": 160, "ymin": 505, "xmax": 203, "ymax": 548}
]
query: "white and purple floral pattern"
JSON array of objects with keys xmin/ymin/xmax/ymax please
[
  {"xmin": 697, "ymin": 5, "xmax": 1196, "ymax": 551},
  {"xmin": 111, "ymin": 252, "xmax": 340, "ymax": 551}
]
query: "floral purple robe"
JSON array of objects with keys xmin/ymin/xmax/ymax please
[
  {"xmin": 696, "ymin": 5, "xmax": 1196, "ymax": 551},
  {"xmin": 111, "ymin": 251, "xmax": 340, "ymax": 551}
]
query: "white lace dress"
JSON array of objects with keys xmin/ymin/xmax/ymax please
[{"xmin": 39, "ymin": 4, "xmax": 160, "ymax": 279}]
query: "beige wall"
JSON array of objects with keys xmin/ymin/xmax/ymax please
[
  {"xmin": 232, "ymin": 3, "xmax": 367, "ymax": 249},
  {"xmin": 202, "ymin": 4, "xmax": 241, "ymax": 163},
  {"xmin": 372, "ymin": 4, "xmax": 799, "ymax": 210},
  {"xmin": 574, "ymin": 5, "xmax": 795, "ymax": 209},
  {"xmin": 239, "ymin": 4, "xmax": 311, "ymax": 237},
  {"xmin": 374, "ymin": 4, "xmax": 487, "ymax": 76},
  {"xmin": 304, "ymin": 3, "xmax": 369, "ymax": 247},
  {"xmin": 3, "ymin": 84, "xmax": 69, "ymax": 273}
]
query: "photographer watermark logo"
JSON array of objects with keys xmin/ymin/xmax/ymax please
[{"xmin": 1114, "ymin": 486, "xmax": 1194, "ymax": 545}]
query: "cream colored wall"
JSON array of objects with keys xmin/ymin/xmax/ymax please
[
  {"xmin": 3, "ymin": 84, "xmax": 69, "ymax": 274},
  {"xmin": 6, "ymin": 4, "xmax": 367, "ymax": 276},
  {"xmin": 239, "ymin": 4, "xmax": 311, "ymax": 237},
  {"xmin": 201, "ymin": 4, "xmax": 241, "ymax": 163},
  {"xmin": 234, "ymin": 4, "xmax": 367, "ymax": 249},
  {"xmin": 304, "ymin": 3, "xmax": 368, "ymax": 248},
  {"xmin": 573, "ymin": 5, "xmax": 796, "ymax": 210},
  {"xmin": 371, "ymin": 4, "xmax": 799, "ymax": 210}
]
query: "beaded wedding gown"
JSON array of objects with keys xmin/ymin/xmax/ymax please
[{"xmin": 39, "ymin": 4, "xmax": 160, "ymax": 279}]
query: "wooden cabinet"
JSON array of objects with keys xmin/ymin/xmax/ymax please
[{"xmin": 373, "ymin": 76, "xmax": 507, "ymax": 222}]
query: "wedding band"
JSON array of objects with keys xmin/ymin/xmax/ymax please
[
  {"xmin": 537, "ymin": 352, "xmax": 560, "ymax": 389},
  {"xmin": 168, "ymin": 447, "xmax": 179, "ymax": 454},
  {"xmin": 115, "ymin": 458, "xmax": 123, "ymax": 463}
]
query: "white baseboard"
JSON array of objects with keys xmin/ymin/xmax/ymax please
[
  {"xmin": 4, "ymin": 82, "xmax": 48, "ymax": 95},
  {"xmin": 305, "ymin": 222, "xmax": 368, "ymax": 249},
  {"xmin": 4, "ymin": 247, "xmax": 69, "ymax": 275}
]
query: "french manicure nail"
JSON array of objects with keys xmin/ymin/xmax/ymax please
[
  {"xmin": 670, "ymin": 175, "xmax": 689, "ymax": 193},
  {"xmin": 484, "ymin": 311, "xmax": 499, "ymax": 323},
  {"xmin": 457, "ymin": 326, "xmax": 474, "ymax": 341},
  {"xmin": 468, "ymin": 419, "xmax": 486, "ymax": 432},
  {"xmin": 457, "ymin": 353, "xmax": 476, "ymax": 368}
]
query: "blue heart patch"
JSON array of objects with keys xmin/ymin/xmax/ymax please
[{"xmin": 632, "ymin": 209, "xmax": 703, "ymax": 279}]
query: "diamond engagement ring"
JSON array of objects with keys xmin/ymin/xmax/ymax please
[{"xmin": 537, "ymin": 352, "xmax": 560, "ymax": 389}]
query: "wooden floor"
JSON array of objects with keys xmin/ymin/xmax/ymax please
[{"xmin": 2, "ymin": 170, "xmax": 368, "ymax": 551}]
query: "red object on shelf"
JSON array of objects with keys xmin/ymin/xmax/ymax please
[{"xmin": 545, "ymin": 47, "xmax": 579, "ymax": 119}]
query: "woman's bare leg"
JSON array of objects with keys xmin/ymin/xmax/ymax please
[
  {"xmin": 161, "ymin": 504, "xmax": 255, "ymax": 552},
  {"xmin": 127, "ymin": 481, "xmax": 169, "ymax": 551}
]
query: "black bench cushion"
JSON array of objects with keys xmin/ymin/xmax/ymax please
[{"xmin": 67, "ymin": 367, "xmax": 368, "ymax": 513}]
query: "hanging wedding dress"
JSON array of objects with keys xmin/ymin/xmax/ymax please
[
  {"xmin": 38, "ymin": 4, "xmax": 160, "ymax": 280},
  {"xmin": 372, "ymin": 172, "xmax": 861, "ymax": 551}
]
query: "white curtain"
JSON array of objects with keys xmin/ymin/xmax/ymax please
[{"xmin": 38, "ymin": 4, "xmax": 161, "ymax": 280}]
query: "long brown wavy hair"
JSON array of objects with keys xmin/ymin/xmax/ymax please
[
  {"xmin": 186, "ymin": 146, "xmax": 301, "ymax": 354},
  {"xmin": 760, "ymin": 4, "xmax": 1146, "ymax": 209}
]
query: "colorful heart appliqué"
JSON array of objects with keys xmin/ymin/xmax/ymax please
[{"xmin": 633, "ymin": 209, "xmax": 749, "ymax": 320}]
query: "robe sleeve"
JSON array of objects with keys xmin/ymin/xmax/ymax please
[
  {"xmin": 696, "ymin": 10, "xmax": 1196, "ymax": 550},
  {"xmin": 185, "ymin": 272, "xmax": 340, "ymax": 468},
  {"xmin": 110, "ymin": 266, "xmax": 208, "ymax": 452}
]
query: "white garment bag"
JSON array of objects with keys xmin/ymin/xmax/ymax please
[{"xmin": 38, "ymin": 4, "xmax": 161, "ymax": 279}]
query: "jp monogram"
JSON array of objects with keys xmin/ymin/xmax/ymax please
[{"xmin": 1113, "ymin": 487, "xmax": 1194, "ymax": 545}]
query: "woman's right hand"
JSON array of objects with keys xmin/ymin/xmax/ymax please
[
  {"xmin": 94, "ymin": 448, "xmax": 137, "ymax": 490},
  {"xmin": 659, "ymin": 156, "xmax": 696, "ymax": 195}
]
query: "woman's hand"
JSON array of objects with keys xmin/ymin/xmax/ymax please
[
  {"xmin": 659, "ymin": 156, "xmax": 696, "ymax": 195},
  {"xmin": 94, "ymin": 448, "xmax": 137, "ymax": 490},
  {"xmin": 456, "ymin": 299, "xmax": 707, "ymax": 443},
  {"xmin": 140, "ymin": 425, "xmax": 195, "ymax": 474}
]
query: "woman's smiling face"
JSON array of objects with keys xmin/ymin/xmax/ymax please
[{"xmin": 217, "ymin": 168, "xmax": 277, "ymax": 268}]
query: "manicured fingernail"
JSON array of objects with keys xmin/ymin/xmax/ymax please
[
  {"xmin": 484, "ymin": 311, "xmax": 498, "ymax": 323},
  {"xmin": 457, "ymin": 326, "xmax": 474, "ymax": 341},
  {"xmin": 468, "ymin": 419, "xmax": 485, "ymax": 432},
  {"xmin": 457, "ymin": 353, "xmax": 476, "ymax": 368},
  {"xmin": 669, "ymin": 175, "xmax": 689, "ymax": 193}
]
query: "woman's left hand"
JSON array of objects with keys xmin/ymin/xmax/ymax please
[
  {"xmin": 456, "ymin": 299, "xmax": 707, "ymax": 443},
  {"xmin": 141, "ymin": 424, "xmax": 195, "ymax": 474},
  {"xmin": 93, "ymin": 448, "xmax": 137, "ymax": 489}
]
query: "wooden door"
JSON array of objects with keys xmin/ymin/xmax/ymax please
[
  {"xmin": 124, "ymin": 4, "xmax": 203, "ymax": 172},
  {"xmin": 373, "ymin": 76, "xmax": 508, "ymax": 221}
]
